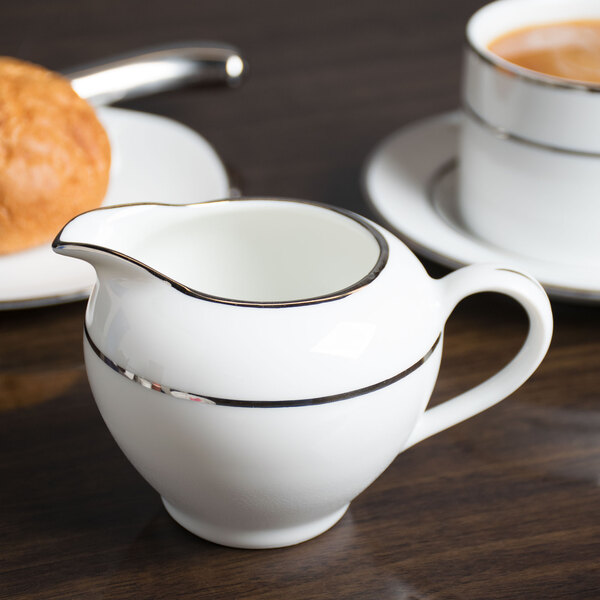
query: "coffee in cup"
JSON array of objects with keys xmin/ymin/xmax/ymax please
[{"xmin": 489, "ymin": 20, "xmax": 600, "ymax": 85}]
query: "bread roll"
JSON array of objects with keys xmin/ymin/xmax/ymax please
[{"xmin": 0, "ymin": 57, "xmax": 110, "ymax": 254}]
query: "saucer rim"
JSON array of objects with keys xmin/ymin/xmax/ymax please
[{"xmin": 362, "ymin": 110, "xmax": 600, "ymax": 304}]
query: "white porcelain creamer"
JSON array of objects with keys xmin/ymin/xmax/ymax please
[{"xmin": 53, "ymin": 198, "xmax": 553, "ymax": 549}]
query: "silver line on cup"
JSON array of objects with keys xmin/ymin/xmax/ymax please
[{"xmin": 463, "ymin": 102, "xmax": 600, "ymax": 158}]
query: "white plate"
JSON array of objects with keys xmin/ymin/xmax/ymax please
[
  {"xmin": 0, "ymin": 107, "xmax": 231, "ymax": 310},
  {"xmin": 363, "ymin": 111, "xmax": 600, "ymax": 303}
]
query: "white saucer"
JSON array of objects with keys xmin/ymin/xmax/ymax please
[
  {"xmin": 363, "ymin": 111, "xmax": 600, "ymax": 304},
  {"xmin": 0, "ymin": 107, "xmax": 230, "ymax": 310}
]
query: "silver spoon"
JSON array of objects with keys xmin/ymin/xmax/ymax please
[{"xmin": 64, "ymin": 42, "xmax": 246, "ymax": 106}]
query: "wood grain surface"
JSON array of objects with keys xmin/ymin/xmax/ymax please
[{"xmin": 1, "ymin": 1, "xmax": 598, "ymax": 598}]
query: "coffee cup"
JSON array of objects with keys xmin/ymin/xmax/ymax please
[{"xmin": 459, "ymin": 0, "xmax": 600, "ymax": 268}]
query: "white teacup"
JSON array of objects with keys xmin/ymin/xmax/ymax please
[
  {"xmin": 53, "ymin": 198, "xmax": 553, "ymax": 548},
  {"xmin": 459, "ymin": 0, "xmax": 600, "ymax": 267}
]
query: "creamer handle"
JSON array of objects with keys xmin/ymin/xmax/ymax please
[{"xmin": 404, "ymin": 265, "xmax": 553, "ymax": 449}]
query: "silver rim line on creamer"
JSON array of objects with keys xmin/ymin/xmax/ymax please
[
  {"xmin": 53, "ymin": 197, "xmax": 390, "ymax": 309},
  {"xmin": 84, "ymin": 325, "xmax": 442, "ymax": 408}
]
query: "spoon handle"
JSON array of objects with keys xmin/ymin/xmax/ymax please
[{"xmin": 64, "ymin": 42, "xmax": 246, "ymax": 106}]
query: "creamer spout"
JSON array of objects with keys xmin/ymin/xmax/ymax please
[
  {"xmin": 53, "ymin": 205, "xmax": 126, "ymax": 266},
  {"xmin": 52, "ymin": 203, "xmax": 163, "ymax": 278}
]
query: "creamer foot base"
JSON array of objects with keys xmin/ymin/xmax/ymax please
[{"xmin": 162, "ymin": 499, "xmax": 349, "ymax": 549}]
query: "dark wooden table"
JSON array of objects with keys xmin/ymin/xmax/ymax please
[{"xmin": 1, "ymin": 1, "xmax": 599, "ymax": 598}]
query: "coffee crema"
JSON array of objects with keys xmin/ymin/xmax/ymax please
[{"xmin": 488, "ymin": 20, "xmax": 600, "ymax": 85}]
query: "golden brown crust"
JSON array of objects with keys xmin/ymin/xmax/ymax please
[{"xmin": 0, "ymin": 57, "xmax": 110, "ymax": 254}]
